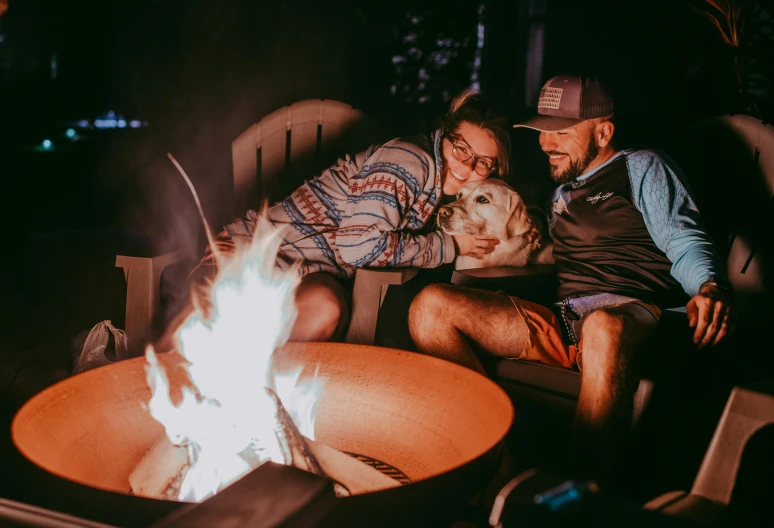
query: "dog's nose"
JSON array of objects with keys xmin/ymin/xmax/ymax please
[{"xmin": 438, "ymin": 206, "xmax": 452, "ymax": 219}]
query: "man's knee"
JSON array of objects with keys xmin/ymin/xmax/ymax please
[
  {"xmin": 582, "ymin": 309, "xmax": 627, "ymax": 344},
  {"xmin": 409, "ymin": 284, "xmax": 454, "ymax": 323},
  {"xmin": 580, "ymin": 307, "xmax": 646, "ymax": 377},
  {"xmin": 408, "ymin": 283, "xmax": 456, "ymax": 333},
  {"xmin": 580, "ymin": 309, "xmax": 629, "ymax": 369}
]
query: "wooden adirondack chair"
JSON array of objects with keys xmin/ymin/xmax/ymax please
[
  {"xmin": 644, "ymin": 382, "xmax": 774, "ymax": 523},
  {"xmin": 485, "ymin": 384, "xmax": 774, "ymax": 526},
  {"xmin": 116, "ymin": 99, "xmax": 417, "ymax": 355}
]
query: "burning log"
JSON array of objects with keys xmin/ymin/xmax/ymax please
[
  {"xmin": 266, "ymin": 387, "xmax": 351, "ymax": 498},
  {"xmin": 130, "ymin": 431, "xmax": 399, "ymax": 502},
  {"xmin": 266, "ymin": 389, "xmax": 328, "ymax": 481},
  {"xmin": 129, "ymin": 435, "xmax": 189, "ymax": 499},
  {"xmin": 130, "ymin": 387, "xmax": 399, "ymax": 501},
  {"xmin": 305, "ymin": 439, "xmax": 400, "ymax": 496}
]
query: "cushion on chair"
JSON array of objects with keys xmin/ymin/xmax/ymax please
[{"xmin": 487, "ymin": 359, "xmax": 580, "ymax": 399}]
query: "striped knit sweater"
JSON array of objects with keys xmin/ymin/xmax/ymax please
[{"xmin": 196, "ymin": 131, "xmax": 456, "ymax": 279}]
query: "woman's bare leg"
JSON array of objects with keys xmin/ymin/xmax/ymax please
[
  {"xmin": 289, "ymin": 272, "xmax": 349, "ymax": 342},
  {"xmin": 156, "ymin": 272, "xmax": 349, "ymax": 351}
]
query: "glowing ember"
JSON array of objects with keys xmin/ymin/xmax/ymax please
[{"xmin": 143, "ymin": 156, "xmax": 322, "ymax": 503}]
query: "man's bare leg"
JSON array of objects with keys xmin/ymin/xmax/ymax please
[
  {"xmin": 573, "ymin": 305, "xmax": 657, "ymax": 481},
  {"xmin": 408, "ymin": 284, "xmax": 529, "ymax": 373},
  {"xmin": 289, "ymin": 272, "xmax": 349, "ymax": 342},
  {"xmin": 409, "ymin": 284, "xmax": 532, "ymax": 513}
]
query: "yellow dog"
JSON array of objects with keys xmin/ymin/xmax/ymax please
[{"xmin": 438, "ymin": 179, "xmax": 553, "ymax": 270}]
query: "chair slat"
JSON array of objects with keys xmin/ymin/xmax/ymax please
[
  {"xmin": 288, "ymin": 100, "xmax": 326, "ymax": 191},
  {"xmin": 320, "ymin": 100, "xmax": 362, "ymax": 165},
  {"xmin": 232, "ymin": 124, "xmax": 260, "ymax": 218},
  {"xmin": 231, "ymin": 99, "xmax": 377, "ymax": 214},
  {"xmin": 727, "ymin": 235, "xmax": 765, "ymax": 292},
  {"xmin": 259, "ymin": 109, "xmax": 290, "ymax": 208}
]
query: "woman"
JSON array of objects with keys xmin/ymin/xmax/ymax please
[{"xmin": 177, "ymin": 90, "xmax": 511, "ymax": 344}]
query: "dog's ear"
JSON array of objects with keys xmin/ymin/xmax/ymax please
[{"xmin": 505, "ymin": 194, "xmax": 532, "ymax": 239}]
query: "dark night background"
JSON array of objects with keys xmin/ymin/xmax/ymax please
[
  {"xmin": 2, "ymin": 0, "xmax": 771, "ymax": 236},
  {"xmin": 0, "ymin": 0, "xmax": 773, "ymax": 519},
  {"xmin": 2, "ymin": 0, "xmax": 772, "ymax": 238}
]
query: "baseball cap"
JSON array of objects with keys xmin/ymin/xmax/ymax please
[{"xmin": 513, "ymin": 75, "xmax": 615, "ymax": 132}]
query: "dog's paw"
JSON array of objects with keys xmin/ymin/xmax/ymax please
[
  {"xmin": 524, "ymin": 224, "xmax": 543, "ymax": 250},
  {"xmin": 531, "ymin": 242, "xmax": 554, "ymax": 264}
]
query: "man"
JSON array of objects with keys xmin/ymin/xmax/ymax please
[{"xmin": 408, "ymin": 74, "xmax": 732, "ymax": 480}]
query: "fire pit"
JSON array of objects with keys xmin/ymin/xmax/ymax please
[{"xmin": 11, "ymin": 342, "xmax": 513, "ymax": 526}]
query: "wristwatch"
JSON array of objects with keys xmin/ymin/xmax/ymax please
[{"xmin": 699, "ymin": 277, "xmax": 732, "ymax": 294}]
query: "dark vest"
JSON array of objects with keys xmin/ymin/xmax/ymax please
[{"xmin": 549, "ymin": 155, "xmax": 685, "ymax": 307}]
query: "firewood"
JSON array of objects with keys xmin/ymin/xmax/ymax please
[
  {"xmin": 131, "ymin": 433, "xmax": 400, "ymax": 501},
  {"xmin": 150, "ymin": 462, "xmax": 337, "ymax": 528},
  {"xmin": 266, "ymin": 389, "xmax": 326, "ymax": 477},
  {"xmin": 129, "ymin": 435, "xmax": 189, "ymax": 499},
  {"xmin": 305, "ymin": 438, "xmax": 401, "ymax": 495},
  {"xmin": 131, "ymin": 390, "xmax": 400, "ymax": 500},
  {"xmin": 266, "ymin": 388, "xmax": 351, "ymax": 497}
]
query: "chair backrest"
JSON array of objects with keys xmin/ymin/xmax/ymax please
[
  {"xmin": 670, "ymin": 115, "xmax": 773, "ymax": 301},
  {"xmin": 691, "ymin": 384, "xmax": 774, "ymax": 505},
  {"xmin": 713, "ymin": 116, "xmax": 773, "ymax": 294},
  {"xmin": 231, "ymin": 99, "xmax": 381, "ymax": 216}
]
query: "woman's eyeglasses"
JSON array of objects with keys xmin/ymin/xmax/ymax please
[{"xmin": 449, "ymin": 137, "xmax": 498, "ymax": 176}]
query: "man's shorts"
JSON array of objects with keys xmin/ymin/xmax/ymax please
[{"xmin": 503, "ymin": 293, "xmax": 662, "ymax": 370}]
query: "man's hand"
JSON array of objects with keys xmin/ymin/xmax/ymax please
[
  {"xmin": 453, "ymin": 234, "xmax": 499, "ymax": 259},
  {"xmin": 686, "ymin": 282, "xmax": 732, "ymax": 348}
]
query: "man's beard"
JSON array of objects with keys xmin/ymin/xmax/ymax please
[{"xmin": 549, "ymin": 138, "xmax": 598, "ymax": 184}]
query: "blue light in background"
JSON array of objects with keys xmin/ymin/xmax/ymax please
[
  {"xmin": 41, "ymin": 139, "xmax": 53, "ymax": 151},
  {"xmin": 68, "ymin": 116, "xmax": 149, "ymax": 131},
  {"xmin": 94, "ymin": 119, "xmax": 117, "ymax": 129},
  {"xmin": 65, "ymin": 128, "xmax": 76, "ymax": 139}
]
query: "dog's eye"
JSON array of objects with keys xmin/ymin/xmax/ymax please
[{"xmin": 476, "ymin": 195, "xmax": 490, "ymax": 204}]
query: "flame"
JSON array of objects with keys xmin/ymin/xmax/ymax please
[{"xmin": 144, "ymin": 215, "xmax": 323, "ymax": 502}]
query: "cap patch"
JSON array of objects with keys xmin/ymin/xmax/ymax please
[{"xmin": 538, "ymin": 87, "xmax": 563, "ymax": 110}]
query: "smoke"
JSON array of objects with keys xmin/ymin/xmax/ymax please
[{"xmin": 112, "ymin": 0, "xmax": 368, "ymax": 260}]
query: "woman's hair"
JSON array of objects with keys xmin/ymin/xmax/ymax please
[{"xmin": 439, "ymin": 89, "xmax": 511, "ymax": 177}]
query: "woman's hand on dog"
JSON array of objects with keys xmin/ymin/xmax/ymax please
[{"xmin": 453, "ymin": 234, "xmax": 500, "ymax": 259}]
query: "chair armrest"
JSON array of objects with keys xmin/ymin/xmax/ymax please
[
  {"xmin": 451, "ymin": 264, "xmax": 558, "ymax": 305},
  {"xmin": 691, "ymin": 382, "xmax": 774, "ymax": 505},
  {"xmin": 344, "ymin": 268, "xmax": 419, "ymax": 345},
  {"xmin": 643, "ymin": 490, "xmax": 689, "ymax": 512},
  {"xmin": 116, "ymin": 250, "xmax": 187, "ymax": 356}
]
